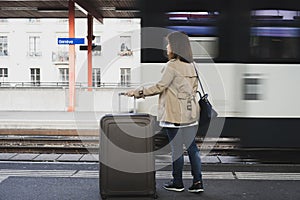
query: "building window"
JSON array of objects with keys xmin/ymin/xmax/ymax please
[
  {"xmin": 0, "ymin": 36, "xmax": 8, "ymax": 56},
  {"xmin": 92, "ymin": 36, "xmax": 102, "ymax": 56},
  {"xmin": 29, "ymin": 36, "xmax": 42, "ymax": 56},
  {"xmin": 0, "ymin": 68, "xmax": 8, "ymax": 83},
  {"xmin": 52, "ymin": 51, "xmax": 69, "ymax": 63},
  {"xmin": 120, "ymin": 68, "xmax": 131, "ymax": 86},
  {"xmin": 119, "ymin": 36, "xmax": 133, "ymax": 56},
  {"xmin": 30, "ymin": 68, "xmax": 40, "ymax": 86},
  {"xmin": 92, "ymin": 68, "xmax": 101, "ymax": 87},
  {"xmin": 53, "ymin": 34, "xmax": 69, "ymax": 63},
  {"xmin": 59, "ymin": 68, "xmax": 69, "ymax": 85},
  {"xmin": 0, "ymin": 68, "xmax": 8, "ymax": 78}
]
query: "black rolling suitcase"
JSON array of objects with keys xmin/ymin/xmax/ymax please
[{"xmin": 99, "ymin": 93, "xmax": 157, "ymax": 199}]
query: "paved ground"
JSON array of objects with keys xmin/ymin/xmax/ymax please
[
  {"xmin": 0, "ymin": 153, "xmax": 240, "ymax": 164},
  {"xmin": 0, "ymin": 162, "xmax": 299, "ymax": 200},
  {"xmin": 1, "ymin": 177, "xmax": 299, "ymax": 200}
]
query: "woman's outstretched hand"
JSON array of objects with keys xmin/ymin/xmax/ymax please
[{"xmin": 124, "ymin": 90, "xmax": 135, "ymax": 97}]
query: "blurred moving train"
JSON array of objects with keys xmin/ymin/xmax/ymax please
[{"xmin": 138, "ymin": 0, "xmax": 300, "ymax": 148}]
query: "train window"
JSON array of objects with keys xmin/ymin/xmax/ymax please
[
  {"xmin": 250, "ymin": 10, "xmax": 300, "ymax": 62},
  {"xmin": 166, "ymin": 12, "xmax": 219, "ymax": 60},
  {"xmin": 167, "ymin": 12, "xmax": 219, "ymax": 25},
  {"xmin": 243, "ymin": 74, "xmax": 264, "ymax": 101},
  {"xmin": 189, "ymin": 37, "xmax": 218, "ymax": 59}
]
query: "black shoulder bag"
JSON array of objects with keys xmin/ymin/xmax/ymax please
[{"xmin": 193, "ymin": 63, "xmax": 218, "ymax": 136}]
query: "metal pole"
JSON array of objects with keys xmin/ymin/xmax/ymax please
[
  {"xmin": 87, "ymin": 14, "xmax": 93, "ymax": 91},
  {"xmin": 133, "ymin": 97, "xmax": 137, "ymax": 113},
  {"xmin": 68, "ymin": 0, "xmax": 76, "ymax": 112}
]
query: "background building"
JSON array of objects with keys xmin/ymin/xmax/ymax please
[{"xmin": 0, "ymin": 18, "xmax": 141, "ymax": 112}]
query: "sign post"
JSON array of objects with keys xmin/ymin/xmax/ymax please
[{"xmin": 57, "ymin": 37, "xmax": 84, "ymax": 112}]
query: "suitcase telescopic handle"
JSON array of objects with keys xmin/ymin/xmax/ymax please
[{"xmin": 118, "ymin": 92, "xmax": 137, "ymax": 113}]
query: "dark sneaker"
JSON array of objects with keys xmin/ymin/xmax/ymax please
[
  {"xmin": 163, "ymin": 181, "xmax": 184, "ymax": 192},
  {"xmin": 188, "ymin": 181, "xmax": 204, "ymax": 193}
]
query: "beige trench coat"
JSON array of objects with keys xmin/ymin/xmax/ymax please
[{"xmin": 137, "ymin": 59, "xmax": 200, "ymax": 124}]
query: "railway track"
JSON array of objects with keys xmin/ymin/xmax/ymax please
[
  {"xmin": 1, "ymin": 134, "xmax": 300, "ymax": 164},
  {"xmin": 0, "ymin": 134, "xmax": 240, "ymax": 155},
  {"xmin": 0, "ymin": 135, "xmax": 98, "ymax": 154}
]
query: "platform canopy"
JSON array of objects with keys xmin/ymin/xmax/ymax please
[
  {"xmin": 2, "ymin": 0, "xmax": 300, "ymax": 23},
  {"xmin": 0, "ymin": 0, "xmax": 140, "ymax": 23}
]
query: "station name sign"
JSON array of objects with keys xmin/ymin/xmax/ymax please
[{"xmin": 58, "ymin": 38, "xmax": 85, "ymax": 45}]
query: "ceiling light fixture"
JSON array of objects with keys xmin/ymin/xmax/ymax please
[
  {"xmin": 37, "ymin": 9, "xmax": 69, "ymax": 13},
  {"xmin": 37, "ymin": 7, "xmax": 84, "ymax": 13},
  {"xmin": 99, "ymin": 7, "xmax": 116, "ymax": 11},
  {"xmin": 115, "ymin": 9, "xmax": 140, "ymax": 13},
  {"xmin": 1, "ymin": 7, "xmax": 37, "ymax": 11}
]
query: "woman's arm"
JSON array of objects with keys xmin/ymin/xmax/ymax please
[
  {"xmin": 126, "ymin": 63, "xmax": 175, "ymax": 98},
  {"xmin": 143, "ymin": 64, "xmax": 175, "ymax": 96}
]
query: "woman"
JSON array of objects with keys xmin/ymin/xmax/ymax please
[{"xmin": 126, "ymin": 31, "xmax": 203, "ymax": 193}]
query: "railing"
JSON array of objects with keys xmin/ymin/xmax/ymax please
[{"xmin": 0, "ymin": 82, "xmax": 139, "ymax": 89}]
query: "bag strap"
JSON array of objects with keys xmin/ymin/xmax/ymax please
[{"xmin": 193, "ymin": 62, "xmax": 206, "ymax": 98}]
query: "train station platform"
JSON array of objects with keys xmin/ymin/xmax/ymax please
[
  {"xmin": 0, "ymin": 159, "xmax": 299, "ymax": 200},
  {"xmin": 0, "ymin": 153, "xmax": 239, "ymax": 164},
  {"xmin": 0, "ymin": 112, "xmax": 299, "ymax": 199},
  {"xmin": 0, "ymin": 111, "xmax": 106, "ymax": 130}
]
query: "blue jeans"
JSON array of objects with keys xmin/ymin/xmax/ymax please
[{"xmin": 165, "ymin": 126, "xmax": 202, "ymax": 186}]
